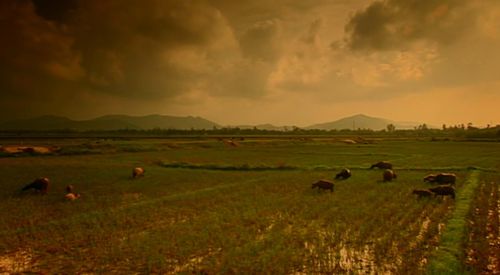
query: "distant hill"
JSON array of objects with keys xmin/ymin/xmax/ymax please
[
  {"xmin": 0, "ymin": 114, "xmax": 220, "ymax": 131},
  {"xmin": 306, "ymin": 114, "xmax": 422, "ymax": 130},
  {"xmin": 0, "ymin": 113, "xmax": 431, "ymax": 131}
]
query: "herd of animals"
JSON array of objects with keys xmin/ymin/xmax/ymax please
[
  {"xmin": 311, "ymin": 161, "xmax": 457, "ymax": 200},
  {"xmin": 19, "ymin": 161, "xmax": 455, "ymax": 201},
  {"xmin": 18, "ymin": 167, "xmax": 145, "ymax": 200}
]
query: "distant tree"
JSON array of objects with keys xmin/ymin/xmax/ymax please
[
  {"xmin": 442, "ymin": 124, "xmax": 447, "ymax": 130},
  {"xmin": 386, "ymin": 124, "xmax": 396, "ymax": 132},
  {"xmin": 417, "ymin": 124, "xmax": 428, "ymax": 130},
  {"xmin": 467, "ymin": 122, "xmax": 473, "ymax": 130},
  {"xmin": 467, "ymin": 123, "xmax": 479, "ymax": 130}
]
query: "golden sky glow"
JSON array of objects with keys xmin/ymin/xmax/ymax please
[{"xmin": 1, "ymin": 0, "xmax": 499, "ymax": 127}]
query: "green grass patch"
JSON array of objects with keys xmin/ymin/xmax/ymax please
[
  {"xmin": 426, "ymin": 170, "xmax": 481, "ymax": 274},
  {"xmin": 0, "ymin": 139, "xmax": 498, "ymax": 273},
  {"xmin": 158, "ymin": 161, "xmax": 496, "ymax": 173},
  {"xmin": 158, "ymin": 161, "xmax": 299, "ymax": 171}
]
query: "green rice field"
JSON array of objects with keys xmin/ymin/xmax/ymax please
[{"xmin": 0, "ymin": 137, "xmax": 498, "ymax": 273}]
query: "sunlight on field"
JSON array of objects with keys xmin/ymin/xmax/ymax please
[{"xmin": 0, "ymin": 249, "xmax": 33, "ymax": 273}]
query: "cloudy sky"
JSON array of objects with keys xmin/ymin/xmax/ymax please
[{"xmin": 1, "ymin": 0, "xmax": 499, "ymax": 127}]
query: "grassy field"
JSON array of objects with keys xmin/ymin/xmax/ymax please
[{"xmin": 0, "ymin": 137, "xmax": 498, "ymax": 273}]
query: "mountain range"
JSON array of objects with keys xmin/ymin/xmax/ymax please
[
  {"xmin": 0, "ymin": 115, "xmax": 220, "ymax": 131},
  {"xmin": 0, "ymin": 114, "xmax": 425, "ymax": 131}
]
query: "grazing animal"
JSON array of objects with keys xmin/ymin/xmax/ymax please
[
  {"xmin": 21, "ymin": 177, "xmax": 50, "ymax": 194},
  {"xmin": 64, "ymin": 193, "xmax": 81, "ymax": 201},
  {"xmin": 435, "ymin": 173, "xmax": 456, "ymax": 184},
  {"xmin": 335, "ymin": 168, "xmax": 351, "ymax": 180},
  {"xmin": 412, "ymin": 189, "xmax": 433, "ymax": 199},
  {"xmin": 429, "ymin": 185, "xmax": 455, "ymax": 199},
  {"xmin": 132, "ymin": 167, "xmax": 145, "ymax": 178},
  {"xmin": 424, "ymin": 173, "xmax": 456, "ymax": 184},
  {"xmin": 370, "ymin": 161, "xmax": 393, "ymax": 170},
  {"xmin": 64, "ymin": 184, "xmax": 80, "ymax": 200},
  {"xmin": 311, "ymin": 180, "xmax": 334, "ymax": 192},
  {"xmin": 383, "ymin": 169, "xmax": 397, "ymax": 182}
]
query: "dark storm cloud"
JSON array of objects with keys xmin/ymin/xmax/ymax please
[
  {"xmin": 31, "ymin": 0, "xmax": 78, "ymax": 22},
  {"xmin": 341, "ymin": 0, "xmax": 500, "ymax": 93},
  {"xmin": 2, "ymin": 0, "xmax": 497, "ymax": 125},
  {"xmin": 0, "ymin": 0, "xmax": 236, "ymax": 121},
  {"xmin": 0, "ymin": 1, "xmax": 83, "ymax": 99},
  {"xmin": 0, "ymin": 0, "xmax": 236, "ymax": 119},
  {"xmin": 345, "ymin": 0, "xmax": 473, "ymax": 51},
  {"xmin": 69, "ymin": 0, "xmax": 234, "ymax": 99}
]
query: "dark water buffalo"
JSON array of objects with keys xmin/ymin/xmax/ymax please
[
  {"xmin": 312, "ymin": 180, "xmax": 334, "ymax": 192},
  {"xmin": 21, "ymin": 177, "xmax": 50, "ymax": 194},
  {"xmin": 429, "ymin": 185, "xmax": 455, "ymax": 199},
  {"xmin": 370, "ymin": 161, "xmax": 393, "ymax": 170},
  {"xmin": 383, "ymin": 169, "xmax": 397, "ymax": 182},
  {"xmin": 424, "ymin": 173, "xmax": 456, "ymax": 184},
  {"xmin": 412, "ymin": 189, "xmax": 433, "ymax": 199},
  {"xmin": 335, "ymin": 168, "xmax": 351, "ymax": 180}
]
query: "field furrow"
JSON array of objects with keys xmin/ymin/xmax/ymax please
[{"xmin": 0, "ymin": 138, "xmax": 498, "ymax": 273}]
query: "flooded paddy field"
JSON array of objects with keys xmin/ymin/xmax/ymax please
[{"xmin": 0, "ymin": 137, "xmax": 498, "ymax": 273}]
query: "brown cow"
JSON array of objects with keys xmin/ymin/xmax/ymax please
[
  {"xmin": 132, "ymin": 167, "xmax": 145, "ymax": 178},
  {"xmin": 311, "ymin": 180, "xmax": 334, "ymax": 192},
  {"xmin": 370, "ymin": 161, "xmax": 393, "ymax": 170},
  {"xmin": 21, "ymin": 177, "xmax": 50, "ymax": 194},
  {"xmin": 64, "ymin": 193, "xmax": 81, "ymax": 201},
  {"xmin": 64, "ymin": 184, "xmax": 80, "ymax": 200},
  {"xmin": 383, "ymin": 169, "xmax": 397, "ymax": 182}
]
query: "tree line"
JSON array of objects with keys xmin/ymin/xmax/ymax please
[{"xmin": 0, "ymin": 124, "xmax": 499, "ymax": 139}]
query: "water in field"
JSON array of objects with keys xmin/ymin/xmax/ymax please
[{"xmin": 0, "ymin": 138, "xmax": 498, "ymax": 273}]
